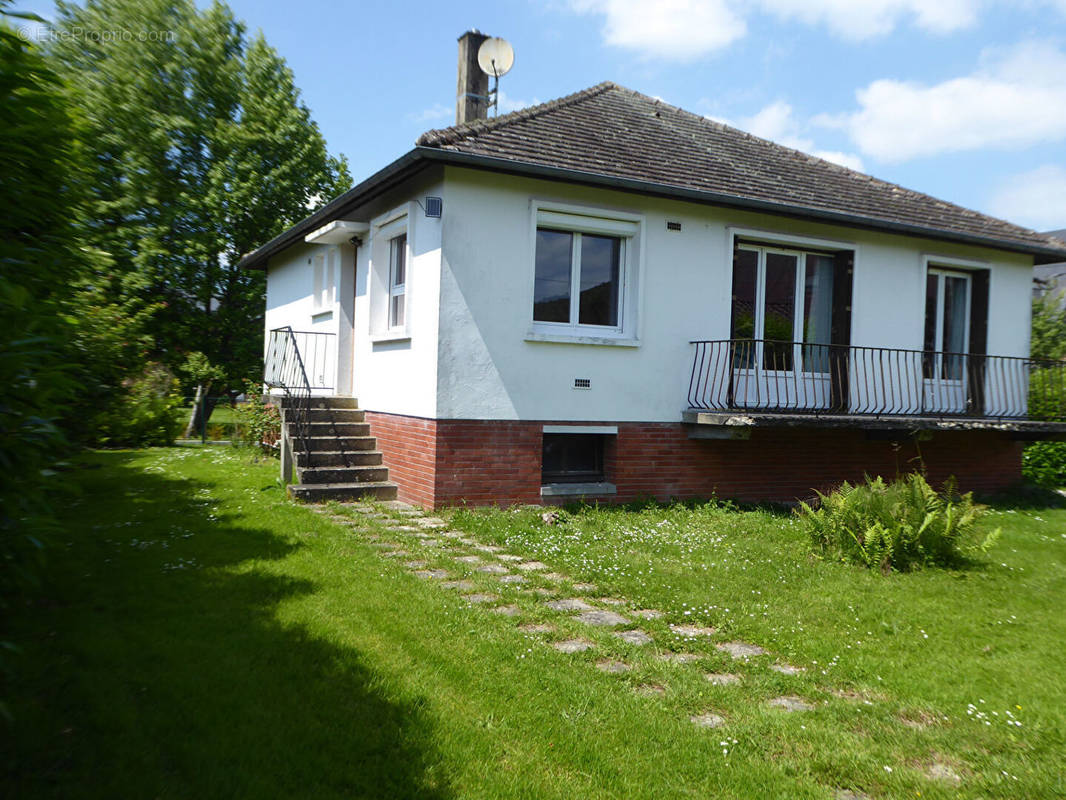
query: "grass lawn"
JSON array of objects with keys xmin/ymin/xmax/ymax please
[{"xmin": 4, "ymin": 448, "xmax": 1065, "ymax": 798}]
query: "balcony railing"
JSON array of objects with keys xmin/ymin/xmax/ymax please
[
  {"xmin": 688, "ymin": 339, "xmax": 1066, "ymax": 422},
  {"xmin": 265, "ymin": 329, "xmax": 336, "ymax": 391}
]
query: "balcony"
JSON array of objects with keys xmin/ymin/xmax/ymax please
[{"xmin": 686, "ymin": 339, "xmax": 1066, "ymax": 439}]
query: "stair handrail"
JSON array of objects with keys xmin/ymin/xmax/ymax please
[{"xmin": 264, "ymin": 326, "xmax": 313, "ymax": 465}]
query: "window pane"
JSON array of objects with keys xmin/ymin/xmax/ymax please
[
  {"xmin": 534, "ymin": 229, "xmax": 573, "ymax": 322},
  {"xmin": 801, "ymin": 254, "xmax": 834, "ymax": 373},
  {"xmin": 390, "ymin": 234, "xmax": 406, "ymax": 287},
  {"xmin": 578, "ymin": 234, "xmax": 621, "ymax": 326},
  {"xmin": 731, "ymin": 249, "xmax": 758, "ymax": 368},
  {"xmin": 763, "ymin": 252, "xmax": 797, "ymax": 370},
  {"xmin": 942, "ymin": 275, "xmax": 968, "ymax": 379},
  {"xmin": 390, "ymin": 294, "xmax": 404, "ymax": 328},
  {"xmin": 542, "ymin": 434, "xmax": 605, "ymax": 483}
]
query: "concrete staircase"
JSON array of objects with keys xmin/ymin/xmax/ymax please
[{"xmin": 280, "ymin": 396, "xmax": 398, "ymax": 502}]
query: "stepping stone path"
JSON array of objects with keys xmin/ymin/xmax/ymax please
[
  {"xmin": 768, "ymin": 695, "xmax": 815, "ymax": 712},
  {"xmin": 660, "ymin": 652, "xmax": 701, "ymax": 664},
  {"xmin": 340, "ymin": 500, "xmax": 877, "ymax": 738},
  {"xmin": 519, "ymin": 623, "xmax": 554, "ymax": 634},
  {"xmin": 670, "ymin": 624, "xmax": 718, "ymax": 637},
  {"xmin": 576, "ymin": 610, "xmax": 629, "ymax": 627},
  {"xmin": 441, "ymin": 580, "xmax": 475, "ymax": 591},
  {"xmin": 925, "ymin": 762, "xmax": 962, "ymax": 786},
  {"xmin": 614, "ymin": 630, "xmax": 653, "ymax": 646},
  {"xmin": 635, "ymin": 684, "xmax": 666, "ymax": 698},
  {"xmin": 546, "ymin": 598, "xmax": 595, "ymax": 612},
  {"xmin": 690, "ymin": 712, "xmax": 726, "ymax": 728},
  {"xmin": 463, "ymin": 593, "xmax": 498, "ymax": 604},
  {"xmin": 716, "ymin": 641, "xmax": 768, "ymax": 659},
  {"xmin": 834, "ymin": 791, "xmax": 871, "ymax": 800},
  {"xmin": 705, "ymin": 673, "xmax": 741, "ymax": 686}
]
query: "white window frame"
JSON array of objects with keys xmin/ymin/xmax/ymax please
[
  {"xmin": 527, "ymin": 202, "xmax": 643, "ymax": 346},
  {"xmin": 311, "ymin": 246, "xmax": 337, "ymax": 315},
  {"xmin": 388, "ymin": 232, "xmax": 407, "ymax": 330},
  {"xmin": 369, "ymin": 205, "xmax": 411, "ymax": 341}
]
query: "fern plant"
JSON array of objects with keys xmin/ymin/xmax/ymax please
[{"xmin": 797, "ymin": 473, "xmax": 997, "ymax": 573}]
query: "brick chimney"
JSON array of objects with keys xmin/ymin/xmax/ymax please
[{"xmin": 456, "ymin": 29, "xmax": 490, "ymax": 125}]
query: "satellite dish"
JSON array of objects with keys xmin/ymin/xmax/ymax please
[{"xmin": 477, "ymin": 37, "xmax": 514, "ymax": 78}]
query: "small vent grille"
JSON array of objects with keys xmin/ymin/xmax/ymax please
[
  {"xmin": 573, "ymin": 378, "xmax": 591, "ymax": 390},
  {"xmin": 666, "ymin": 220, "xmax": 682, "ymax": 231},
  {"xmin": 424, "ymin": 196, "xmax": 442, "ymax": 217}
]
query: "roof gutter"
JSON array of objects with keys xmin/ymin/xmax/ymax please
[{"xmin": 240, "ymin": 146, "xmax": 1066, "ymax": 269}]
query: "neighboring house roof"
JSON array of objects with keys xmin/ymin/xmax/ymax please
[
  {"xmin": 1035, "ymin": 228, "xmax": 1066, "ymax": 296},
  {"xmin": 240, "ymin": 82, "xmax": 1066, "ymax": 270}
]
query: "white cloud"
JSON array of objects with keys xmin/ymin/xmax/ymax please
[
  {"xmin": 567, "ymin": 0, "xmax": 746, "ymax": 60},
  {"xmin": 987, "ymin": 164, "xmax": 1066, "ymax": 230},
  {"xmin": 820, "ymin": 41, "xmax": 1066, "ymax": 162},
  {"xmin": 498, "ymin": 90, "xmax": 541, "ymax": 114},
  {"xmin": 567, "ymin": 0, "xmax": 980, "ymax": 60},
  {"xmin": 410, "ymin": 103, "xmax": 452, "ymax": 124},
  {"xmin": 758, "ymin": 0, "xmax": 977, "ymax": 39},
  {"xmin": 740, "ymin": 101, "xmax": 865, "ymax": 171}
]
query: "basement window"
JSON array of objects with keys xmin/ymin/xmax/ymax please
[{"xmin": 541, "ymin": 433, "xmax": 607, "ymax": 484}]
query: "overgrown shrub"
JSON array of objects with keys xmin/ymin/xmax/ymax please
[
  {"xmin": 1022, "ymin": 442, "xmax": 1066, "ymax": 488},
  {"xmin": 797, "ymin": 473, "xmax": 998, "ymax": 573},
  {"xmin": 234, "ymin": 384, "xmax": 280, "ymax": 453},
  {"xmin": 95, "ymin": 364, "xmax": 182, "ymax": 447}
]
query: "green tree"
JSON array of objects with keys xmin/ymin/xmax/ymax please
[
  {"xmin": 50, "ymin": 0, "xmax": 351, "ymax": 405},
  {"xmin": 1031, "ymin": 295, "xmax": 1066, "ymax": 362}
]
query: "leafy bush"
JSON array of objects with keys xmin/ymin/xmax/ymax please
[
  {"xmin": 1022, "ymin": 442, "xmax": 1066, "ymax": 488},
  {"xmin": 234, "ymin": 384, "xmax": 281, "ymax": 453},
  {"xmin": 95, "ymin": 364, "xmax": 183, "ymax": 447},
  {"xmin": 797, "ymin": 473, "xmax": 998, "ymax": 573}
]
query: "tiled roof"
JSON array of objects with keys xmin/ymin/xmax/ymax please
[{"xmin": 418, "ymin": 82, "xmax": 1064, "ymax": 255}]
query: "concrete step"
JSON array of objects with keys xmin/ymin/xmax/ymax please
[
  {"xmin": 297, "ymin": 465, "xmax": 390, "ymax": 484},
  {"xmin": 289, "ymin": 481, "xmax": 398, "ymax": 503},
  {"xmin": 301, "ymin": 436, "xmax": 377, "ymax": 452},
  {"xmin": 294, "ymin": 450, "xmax": 383, "ymax": 468},
  {"xmin": 303, "ymin": 421, "xmax": 370, "ymax": 437},
  {"xmin": 304, "ymin": 408, "xmax": 365, "ymax": 423},
  {"xmin": 278, "ymin": 396, "xmax": 359, "ymax": 410}
]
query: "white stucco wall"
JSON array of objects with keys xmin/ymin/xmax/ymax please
[{"xmin": 435, "ymin": 166, "xmax": 1034, "ymax": 422}]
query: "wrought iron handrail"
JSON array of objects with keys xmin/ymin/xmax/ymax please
[
  {"xmin": 688, "ymin": 339, "xmax": 1066, "ymax": 421},
  {"xmin": 264, "ymin": 326, "xmax": 314, "ymax": 461}
]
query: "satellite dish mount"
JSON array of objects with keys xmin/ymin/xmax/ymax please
[{"xmin": 476, "ymin": 37, "xmax": 514, "ymax": 117}]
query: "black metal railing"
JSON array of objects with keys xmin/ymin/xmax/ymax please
[
  {"xmin": 264, "ymin": 327, "xmax": 314, "ymax": 460},
  {"xmin": 688, "ymin": 339, "xmax": 1066, "ymax": 421}
]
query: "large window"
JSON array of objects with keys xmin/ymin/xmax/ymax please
[
  {"xmin": 730, "ymin": 245, "xmax": 836, "ymax": 372},
  {"xmin": 388, "ymin": 233, "xmax": 407, "ymax": 329},
  {"xmin": 530, "ymin": 207, "xmax": 640, "ymax": 339}
]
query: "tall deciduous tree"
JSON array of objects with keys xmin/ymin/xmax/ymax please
[{"xmin": 50, "ymin": 0, "xmax": 351, "ymax": 405}]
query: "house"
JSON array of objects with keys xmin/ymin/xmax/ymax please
[
  {"xmin": 1034, "ymin": 229, "xmax": 1066, "ymax": 307},
  {"xmin": 240, "ymin": 31, "xmax": 1066, "ymax": 508}
]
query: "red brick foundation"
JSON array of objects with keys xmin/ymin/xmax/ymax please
[{"xmin": 365, "ymin": 411, "xmax": 1023, "ymax": 508}]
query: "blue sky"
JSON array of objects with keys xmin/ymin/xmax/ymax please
[{"xmin": 18, "ymin": 0, "xmax": 1066, "ymax": 231}]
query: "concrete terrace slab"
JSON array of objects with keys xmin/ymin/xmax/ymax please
[
  {"xmin": 716, "ymin": 641, "xmax": 768, "ymax": 659},
  {"xmin": 476, "ymin": 564, "xmax": 509, "ymax": 575},
  {"xmin": 575, "ymin": 610, "xmax": 629, "ymax": 626},
  {"xmin": 705, "ymin": 673, "xmax": 741, "ymax": 686},
  {"xmin": 552, "ymin": 639, "xmax": 595, "ymax": 653},
  {"xmin": 499, "ymin": 574, "xmax": 526, "ymax": 585},
  {"xmin": 690, "ymin": 712, "xmax": 726, "ymax": 728},
  {"xmin": 768, "ymin": 695, "xmax": 815, "ymax": 712},
  {"xmin": 614, "ymin": 629, "xmax": 653, "ymax": 645},
  {"xmin": 546, "ymin": 598, "xmax": 596, "ymax": 612}
]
